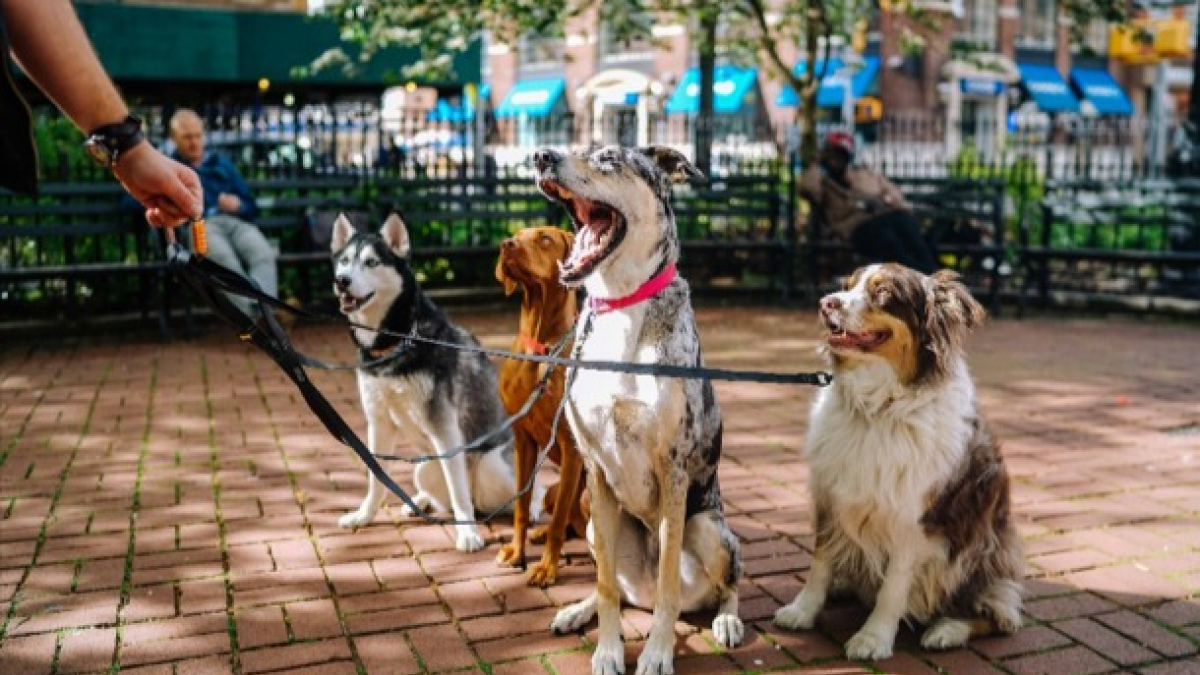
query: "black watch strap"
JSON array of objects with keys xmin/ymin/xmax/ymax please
[{"xmin": 85, "ymin": 115, "xmax": 145, "ymax": 167}]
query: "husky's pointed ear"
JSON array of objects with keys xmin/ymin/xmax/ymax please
[
  {"xmin": 639, "ymin": 146, "xmax": 704, "ymax": 184},
  {"xmin": 380, "ymin": 212, "xmax": 411, "ymax": 259},
  {"xmin": 330, "ymin": 213, "xmax": 355, "ymax": 253}
]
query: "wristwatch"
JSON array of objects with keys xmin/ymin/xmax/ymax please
[{"xmin": 84, "ymin": 115, "xmax": 145, "ymax": 167}]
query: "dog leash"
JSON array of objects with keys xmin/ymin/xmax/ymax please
[
  {"xmin": 176, "ymin": 257, "xmax": 834, "ymax": 387},
  {"xmin": 162, "ymin": 230, "xmax": 831, "ymax": 525},
  {"xmin": 165, "ymin": 236, "xmax": 579, "ymax": 526}
]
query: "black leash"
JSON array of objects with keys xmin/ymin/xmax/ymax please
[
  {"xmin": 178, "ymin": 251, "xmax": 834, "ymax": 387},
  {"xmin": 164, "ymin": 235, "xmax": 832, "ymax": 525},
  {"xmin": 167, "ymin": 242, "xmax": 578, "ymax": 526}
]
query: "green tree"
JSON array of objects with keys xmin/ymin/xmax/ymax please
[{"xmin": 315, "ymin": 0, "xmax": 1131, "ymax": 169}]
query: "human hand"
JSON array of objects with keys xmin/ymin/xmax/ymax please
[
  {"xmin": 217, "ymin": 193, "xmax": 242, "ymax": 215},
  {"xmin": 112, "ymin": 142, "xmax": 202, "ymax": 228}
]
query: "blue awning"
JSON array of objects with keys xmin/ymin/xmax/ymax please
[
  {"xmin": 664, "ymin": 65, "xmax": 758, "ymax": 115},
  {"xmin": 776, "ymin": 56, "xmax": 879, "ymax": 108},
  {"xmin": 427, "ymin": 99, "xmax": 474, "ymax": 123},
  {"xmin": 1018, "ymin": 64, "xmax": 1080, "ymax": 114},
  {"xmin": 495, "ymin": 78, "xmax": 566, "ymax": 119},
  {"xmin": 1070, "ymin": 67, "xmax": 1133, "ymax": 116}
]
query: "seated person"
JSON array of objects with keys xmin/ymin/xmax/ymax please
[
  {"xmin": 168, "ymin": 108, "xmax": 279, "ymax": 317},
  {"xmin": 801, "ymin": 131, "xmax": 937, "ymax": 274}
]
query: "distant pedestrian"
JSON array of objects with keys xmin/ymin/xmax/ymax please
[
  {"xmin": 801, "ymin": 131, "xmax": 937, "ymax": 273},
  {"xmin": 0, "ymin": 0, "xmax": 201, "ymax": 227}
]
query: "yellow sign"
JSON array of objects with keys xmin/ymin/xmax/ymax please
[
  {"xmin": 1110, "ymin": 18, "xmax": 1193, "ymax": 63},
  {"xmin": 855, "ymin": 97, "xmax": 882, "ymax": 124}
]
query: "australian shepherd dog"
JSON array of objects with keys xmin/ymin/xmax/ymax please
[{"xmin": 773, "ymin": 263, "xmax": 1023, "ymax": 660}]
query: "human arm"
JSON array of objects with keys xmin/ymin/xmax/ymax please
[
  {"xmin": 799, "ymin": 164, "xmax": 823, "ymax": 204},
  {"xmin": 874, "ymin": 171, "xmax": 910, "ymax": 211},
  {"xmin": 2, "ymin": 0, "xmax": 200, "ymax": 225},
  {"xmin": 213, "ymin": 156, "xmax": 259, "ymax": 220}
]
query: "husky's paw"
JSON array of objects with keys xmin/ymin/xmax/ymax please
[
  {"xmin": 634, "ymin": 636, "xmax": 674, "ymax": 675},
  {"xmin": 550, "ymin": 600, "xmax": 596, "ymax": 634},
  {"xmin": 592, "ymin": 641, "xmax": 625, "ymax": 675},
  {"xmin": 773, "ymin": 600, "xmax": 819, "ymax": 630},
  {"xmin": 455, "ymin": 527, "xmax": 486, "ymax": 553},
  {"xmin": 712, "ymin": 613, "xmax": 744, "ymax": 648},
  {"xmin": 338, "ymin": 508, "xmax": 375, "ymax": 530},
  {"xmin": 398, "ymin": 492, "xmax": 433, "ymax": 518},
  {"xmin": 921, "ymin": 618, "xmax": 972, "ymax": 651},
  {"xmin": 845, "ymin": 628, "xmax": 894, "ymax": 661}
]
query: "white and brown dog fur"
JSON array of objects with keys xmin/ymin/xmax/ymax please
[
  {"xmin": 773, "ymin": 263, "xmax": 1023, "ymax": 660},
  {"xmin": 331, "ymin": 213, "xmax": 521, "ymax": 553},
  {"xmin": 534, "ymin": 146, "xmax": 743, "ymax": 675}
]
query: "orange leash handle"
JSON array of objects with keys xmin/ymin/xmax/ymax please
[{"xmin": 192, "ymin": 218, "xmax": 209, "ymax": 256}]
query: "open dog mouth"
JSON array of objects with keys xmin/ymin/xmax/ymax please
[
  {"xmin": 336, "ymin": 290, "xmax": 374, "ymax": 313},
  {"xmin": 538, "ymin": 179, "xmax": 625, "ymax": 284},
  {"xmin": 825, "ymin": 317, "xmax": 891, "ymax": 350}
]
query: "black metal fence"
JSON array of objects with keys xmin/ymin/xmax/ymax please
[{"xmin": 5, "ymin": 104, "xmax": 1199, "ymax": 333}]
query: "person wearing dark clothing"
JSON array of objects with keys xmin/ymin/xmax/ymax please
[{"xmin": 800, "ymin": 131, "xmax": 937, "ymax": 274}]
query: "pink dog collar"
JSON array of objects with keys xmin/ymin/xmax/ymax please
[{"xmin": 587, "ymin": 262, "xmax": 677, "ymax": 315}]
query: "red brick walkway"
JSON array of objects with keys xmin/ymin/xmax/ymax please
[{"xmin": 2, "ymin": 307, "xmax": 1198, "ymax": 675}]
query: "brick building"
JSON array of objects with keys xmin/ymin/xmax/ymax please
[{"xmin": 484, "ymin": 1, "xmax": 1195, "ymax": 153}]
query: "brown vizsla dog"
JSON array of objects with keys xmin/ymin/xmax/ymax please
[{"xmin": 494, "ymin": 226, "xmax": 589, "ymax": 586}]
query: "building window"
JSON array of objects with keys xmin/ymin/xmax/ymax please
[
  {"xmin": 519, "ymin": 35, "xmax": 565, "ymax": 73},
  {"xmin": 958, "ymin": 0, "xmax": 998, "ymax": 50},
  {"xmin": 600, "ymin": 15, "xmax": 654, "ymax": 64},
  {"xmin": 1017, "ymin": 0, "xmax": 1057, "ymax": 50}
]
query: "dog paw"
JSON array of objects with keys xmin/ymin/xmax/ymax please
[
  {"xmin": 921, "ymin": 618, "xmax": 972, "ymax": 651},
  {"xmin": 398, "ymin": 493, "xmax": 432, "ymax": 518},
  {"xmin": 338, "ymin": 509, "xmax": 373, "ymax": 530},
  {"xmin": 529, "ymin": 525, "xmax": 549, "ymax": 544},
  {"xmin": 773, "ymin": 601, "xmax": 818, "ymax": 630},
  {"xmin": 526, "ymin": 560, "xmax": 558, "ymax": 587},
  {"xmin": 550, "ymin": 601, "xmax": 596, "ymax": 634},
  {"xmin": 712, "ymin": 613, "xmax": 744, "ymax": 648},
  {"xmin": 496, "ymin": 543, "xmax": 523, "ymax": 568},
  {"xmin": 845, "ymin": 628, "xmax": 894, "ymax": 661},
  {"xmin": 456, "ymin": 528, "xmax": 486, "ymax": 553},
  {"xmin": 634, "ymin": 638, "xmax": 674, "ymax": 675},
  {"xmin": 592, "ymin": 642, "xmax": 625, "ymax": 675}
]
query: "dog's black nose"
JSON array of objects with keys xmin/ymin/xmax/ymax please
[
  {"xmin": 532, "ymin": 149, "xmax": 560, "ymax": 172},
  {"xmin": 335, "ymin": 275, "xmax": 352, "ymax": 290},
  {"xmin": 820, "ymin": 296, "xmax": 843, "ymax": 313}
]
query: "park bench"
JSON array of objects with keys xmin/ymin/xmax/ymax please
[
  {"xmin": 248, "ymin": 174, "xmax": 368, "ymax": 303},
  {"xmin": 1020, "ymin": 177, "xmax": 1200, "ymax": 311},
  {"xmin": 0, "ymin": 181, "xmax": 175, "ymax": 334},
  {"xmin": 804, "ymin": 175, "xmax": 1008, "ymax": 311},
  {"xmin": 672, "ymin": 173, "xmax": 793, "ymax": 298}
]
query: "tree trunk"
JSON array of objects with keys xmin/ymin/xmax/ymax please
[
  {"xmin": 799, "ymin": 7, "xmax": 825, "ymax": 167},
  {"xmin": 695, "ymin": 12, "xmax": 718, "ymax": 178}
]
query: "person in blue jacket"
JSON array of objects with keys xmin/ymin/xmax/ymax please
[{"xmin": 169, "ymin": 108, "xmax": 279, "ymax": 317}]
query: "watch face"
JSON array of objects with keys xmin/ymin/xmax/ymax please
[{"xmin": 84, "ymin": 138, "xmax": 114, "ymax": 167}]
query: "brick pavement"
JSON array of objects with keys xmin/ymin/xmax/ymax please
[{"xmin": 1, "ymin": 306, "xmax": 1198, "ymax": 675}]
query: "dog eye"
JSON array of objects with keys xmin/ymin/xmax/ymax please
[
  {"xmin": 540, "ymin": 235, "xmax": 552, "ymax": 246},
  {"xmin": 365, "ymin": 259, "xmax": 379, "ymax": 268}
]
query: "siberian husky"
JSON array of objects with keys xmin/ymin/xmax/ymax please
[{"xmin": 331, "ymin": 213, "xmax": 521, "ymax": 553}]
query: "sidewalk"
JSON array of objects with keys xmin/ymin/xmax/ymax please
[{"xmin": 1, "ymin": 306, "xmax": 1198, "ymax": 675}]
